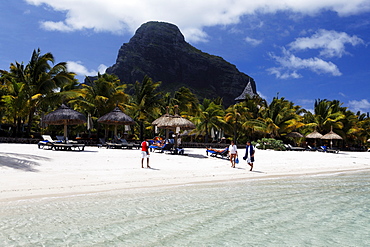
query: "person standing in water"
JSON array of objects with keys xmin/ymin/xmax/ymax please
[
  {"xmin": 243, "ymin": 141, "xmax": 255, "ymax": 171},
  {"xmin": 141, "ymin": 140, "xmax": 151, "ymax": 168},
  {"xmin": 228, "ymin": 141, "xmax": 238, "ymax": 168}
]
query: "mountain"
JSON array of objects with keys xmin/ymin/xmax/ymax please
[{"xmin": 105, "ymin": 21, "xmax": 257, "ymax": 106}]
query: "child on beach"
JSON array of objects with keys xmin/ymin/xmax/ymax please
[{"xmin": 141, "ymin": 140, "xmax": 151, "ymax": 168}]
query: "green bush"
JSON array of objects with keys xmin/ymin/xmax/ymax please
[{"xmin": 253, "ymin": 138, "xmax": 286, "ymax": 151}]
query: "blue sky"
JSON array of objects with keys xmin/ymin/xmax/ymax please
[{"xmin": 1, "ymin": 0, "xmax": 369, "ymax": 113}]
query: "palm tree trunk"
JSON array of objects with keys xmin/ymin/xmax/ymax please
[
  {"xmin": 26, "ymin": 107, "xmax": 36, "ymax": 137},
  {"xmin": 205, "ymin": 123, "xmax": 209, "ymax": 143},
  {"xmin": 139, "ymin": 120, "xmax": 144, "ymax": 141},
  {"xmin": 234, "ymin": 124, "xmax": 237, "ymax": 143}
]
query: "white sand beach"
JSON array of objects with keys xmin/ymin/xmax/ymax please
[{"xmin": 0, "ymin": 143, "xmax": 369, "ymax": 202}]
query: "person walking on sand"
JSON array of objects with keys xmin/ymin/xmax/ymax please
[
  {"xmin": 141, "ymin": 140, "xmax": 151, "ymax": 168},
  {"xmin": 229, "ymin": 141, "xmax": 238, "ymax": 168},
  {"xmin": 243, "ymin": 141, "xmax": 255, "ymax": 171}
]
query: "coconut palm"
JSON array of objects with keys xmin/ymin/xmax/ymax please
[
  {"xmin": 71, "ymin": 73, "xmax": 128, "ymax": 117},
  {"xmin": 225, "ymin": 102, "xmax": 251, "ymax": 143},
  {"xmin": 127, "ymin": 75, "xmax": 162, "ymax": 140},
  {"xmin": 248, "ymin": 97, "xmax": 304, "ymax": 138},
  {"xmin": 3, "ymin": 49, "xmax": 75, "ymax": 136},
  {"xmin": 303, "ymin": 99, "xmax": 345, "ymax": 134},
  {"xmin": 0, "ymin": 74, "xmax": 29, "ymax": 136},
  {"xmin": 173, "ymin": 87, "xmax": 199, "ymax": 116},
  {"xmin": 191, "ymin": 98, "xmax": 225, "ymax": 143}
]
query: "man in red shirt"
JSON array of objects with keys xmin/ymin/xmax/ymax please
[{"xmin": 141, "ymin": 140, "xmax": 151, "ymax": 168}]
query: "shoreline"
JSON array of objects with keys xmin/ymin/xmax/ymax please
[
  {"xmin": 3, "ymin": 168, "xmax": 369, "ymax": 204},
  {"xmin": 1, "ymin": 143, "xmax": 369, "ymax": 203}
]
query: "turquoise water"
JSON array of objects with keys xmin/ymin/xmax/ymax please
[{"xmin": 1, "ymin": 171, "xmax": 369, "ymax": 246}]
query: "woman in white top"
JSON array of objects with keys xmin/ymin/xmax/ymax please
[{"xmin": 228, "ymin": 141, "xmax": 238, "ymax": 168}]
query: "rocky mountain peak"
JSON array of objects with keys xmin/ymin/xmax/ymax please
[{"xmin": 105, "ymin": 21, "xmax": 257, "ymax": 106}]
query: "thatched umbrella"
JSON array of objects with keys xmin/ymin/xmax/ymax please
[
  {"xmin": 157, "ymin": 111, "xmax": 195, "ymax": 131},
  {"xmin": 321, "ymin": 127, "xmax": 343, "ymax": 148},
  {"xmin": 157, "ymin": 106, "xmax": 195, "ymax": 150},
  {"xmin": 285, "ymin": 131, "xmax": 304, "ymax": 146},
  {"xmin": 306, "ymin": 130, "xmax": 323, "ymax": 147},
  {"xmin": 152, "ymin": 106, "xmax": 173, "ymax": 139},
  {"xmin": 306, "ymin": 131, "xmax": 323, "ymax": 139},
  {"xmin": 152, "ymin": 107, "xmax": 173, "ymax": 126},
  {"xmin": 42, "ymin": 104, "xmax": 87, "ymax": 139},
  {"xmin": 97, "ymin": 106, "xmax": 135, "ymax": 138},
  {"xmin": 286, "ymin": 132, "xmax": 304, "ymax": 138}
]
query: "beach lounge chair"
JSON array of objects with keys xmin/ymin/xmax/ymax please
[
  {"xmin": 118, "ymin": 139, "xmax": 134, "ymax": 149},
  {"xmin": 306, "ymin": 145, "xmax": 318, "ymax": 151},
  {"xmin": 56, "ymin": 135, "xmax": 78, "ymax": 144},
  {"xmin": 159, "ymin": 143, "xmax": 174, "ymax": 153},
  {"xmin": 318, "ymin": 145, "xmax": 338, "ymax": 153},
  {"xmin": 286, "ymin": 144, "xmax": 306, "ymax": 151},
  {"xmin": 38, "ymin": 135, "xmax": 60, "ymax": 149},
  {"xmin": 327, "ymin": 148, "xmax": 339, "ymax": 153},
  {"xmin": 98, "ymin": 138, "xmax": 119, "ymax": 149},
  {"xmin": 206, "ymin": 147, "xmax": 229, "ymax": 159},
  {"xmin": 149, "ymin": 140, "xmax": 165, "ymax": 152},
  {"xmin": 38, "ymin": 135, "xmax": 85, "ymax": 151},
  {"xmin": 51, "ymin": 143, "xmax": 85, "ymax": 151},
  {"xmin": 319, "ymin": 145, "xmax": 339, "ymax": 153},
  {"xmin": 98, "ymin": 138, "xmax": 108, "ymax": 148}
]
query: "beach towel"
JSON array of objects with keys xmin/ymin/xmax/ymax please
[{"xmin": 243, "ymin": 145, "xmax": 254, "ymax": 161}]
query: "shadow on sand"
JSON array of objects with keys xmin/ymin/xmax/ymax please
[
  {"xmin": 0, "ymin": 152, "xmax": 51, "ymax": 172},
  {"xmin": 185, "ymin": 153, "xmax": 209, "ymax": 159}
]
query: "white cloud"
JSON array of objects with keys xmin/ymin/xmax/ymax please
[
  {"xmin": 268, "ymin": 49, "xmax": 341, "ymax": 79},
  {"xmin": 42, "ymin": 21, "xmax": 74, "ymax": 32},
  {"xmin": 268, "ymin": 29, "xmax": 365, "ymax": 79},
  {"xmin": 267, "ymin": 67, "xmax": 302, "ymax": 79},
  {"xmin": 339, "ymin": 92, "xmax": 347, "ymax": 97},
  {"xmin": 297, "ymin": 99, "xmax": 315, "ymax": 105},
  {"xmin": 24, "ymin": 0, "xmax": 370, "ymax": 43},
  {"xmin": 245, "ymin": 36, "xmax": 262, "ymax": 46},
  {"xmin": 67, "ymin": 61, "xmax": 107, "ymax": 77},
  {"xmin": 348, "ymin": 99, "xmax": 370, "ymax": 112},
  {"xmin": 257, "ymin": 91, "xmax": 268, "ymax": 101},
  {"xmin": 182, "ymin": 28, "xmax": 209, "ymax": 43},
  {"xmin": 289, "ymin": 29, "xmax": 365, "ymax": 58}
]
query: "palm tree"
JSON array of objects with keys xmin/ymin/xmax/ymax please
[
  {"xmin": 3, "ymin": 49, "xmax": 75, "ymax": 136},
  {"xmin": 127, "ymin": 75, "xmax": 162, "ymax": 141},
  {"xmin": 225, "ymin": 102, "xmax": 251, "ymax": 143},
  {"xmin": 71, "ymin": 73, "xmax": 128, "ymax": 117},
  {"xmin": 0, "ymin": 74, "xmax": 29, "ymax": 136},
  {"xmin": 67, "ymin": 73, "xmax": 129, "ymax": 137},
  {"xmin": 173, "ymin": 87, "xmax": 199, "ymax": 116},
  {"xmin": 248, "ymin": 97, "xmax": 304, "ymax": 138},
  {"xmin": 303, "ymin": 99, "xmax": 345, "ymax": 134},
  {"xmin": 192, "ymin": 98, "xmax": 225, "ymax": 143}
]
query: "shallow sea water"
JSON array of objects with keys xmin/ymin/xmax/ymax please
[{"xmin": 1, "ymin": 171, "xmax": 369, "ymax": 246}]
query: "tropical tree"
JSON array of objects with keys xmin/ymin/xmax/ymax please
[
  {"xmin": 127, "ymin": 75, "xmax": 162, "ymax": 140},
  {"xmin": 240, "ymin": 95, "xmax": 267, "ymax": 140},
  {"xmin": 1, "ymin": 49, "xmax": 75, "ymax": 136},
  {"xmin": 248, "ymin": 97, "xmax": 304, "ymax": 138},
  {"xmin": 172, "ymin": 87, "xmax": 199, "ymax": 116},
  {"xmin": 0, "ymin": 74, "xmax": 29, "ymax": 136},
  {"xmin": 303, "ymin": 99, "xmax": 346, "ymax": 134},
  {"xmin": 191, "ymin": 98, "xmax": 225, "ymax": 143},
  {"xmin": 71, "ymin": 73, "xmax": 128, "ymax": 117},
  {"xmin": 224, "ymin": 102, "xmax": 251, "ymax": 143}
]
